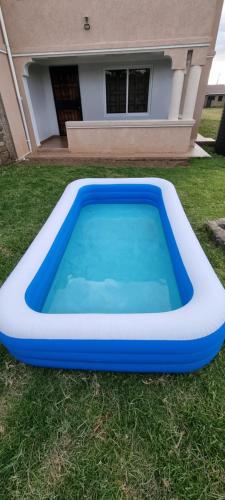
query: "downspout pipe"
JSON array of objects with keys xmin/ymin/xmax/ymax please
[{"xmin": 0, "ymin": 7, "xmax": 32, "ymax": 154}]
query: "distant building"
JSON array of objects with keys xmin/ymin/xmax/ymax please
[{"xmin": 204, "ymin": 85, "xmax": 225, "ymax": 108}]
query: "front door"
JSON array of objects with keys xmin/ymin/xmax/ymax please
[{"xmin": 50, "ymin": 65, "xmax": 83, "ymax": 136}]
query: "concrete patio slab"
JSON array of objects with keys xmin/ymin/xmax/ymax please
[{"xmin": 189, "ymin": 143, "xmax": 211, "ymax": 158}]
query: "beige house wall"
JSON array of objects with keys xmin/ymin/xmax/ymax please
[
  {"xmin": 66, "ymin": 121, "xmax": 193, "ymax": 158},
  {"xmin": 13, "ymin": 56, "xmax": 40, "ymax": 151},
  {"xmin": 0, "ymin": 51, "xmax": 29, "ymax": 159},
  {"xmin": 0, "ymin": 0, "xmax": 222, "ymax": 54}
]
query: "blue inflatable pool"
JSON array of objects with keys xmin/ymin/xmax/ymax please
[{"xmin": 0, "ymin": 178, "xmax": 224, "ymax": 372}]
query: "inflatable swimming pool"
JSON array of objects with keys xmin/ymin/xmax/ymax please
[{"xmin": 0, "ymin": 178, "xmax": 224, "ymax": 372}]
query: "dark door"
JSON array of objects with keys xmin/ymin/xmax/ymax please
[
  {"xmin": 206, "ymin": 95, "xmax": 213, "ymax": 108},
  {"xmin": 50, "ymin": 65, "xmax": 83, "ymax": 136}
]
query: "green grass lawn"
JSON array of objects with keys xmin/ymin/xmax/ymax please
[
  {"xmin": 1, "ymin": 157, "xmax": 225, "ymax": 499},
  {"xmin": 199, "ymin": 107, "xmax": 223, "ymax": 140}
]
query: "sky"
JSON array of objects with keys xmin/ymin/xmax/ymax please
[{"xmin": 209, "ymin": 3, "xmax": 225, "ymax": 84}]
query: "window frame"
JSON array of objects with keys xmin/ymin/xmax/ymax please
[{"xmin": 103, "ymin": 64, "xmax": 153, "ymax": 118}]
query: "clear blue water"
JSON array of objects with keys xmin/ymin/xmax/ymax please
[{"xmin": 42, "ymin": 203, "xmax": 182, "ymax": 314}]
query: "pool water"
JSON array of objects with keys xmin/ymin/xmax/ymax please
[{"xmin": 42, "ymin": 203, "xmax": 182, "ymax": 314}]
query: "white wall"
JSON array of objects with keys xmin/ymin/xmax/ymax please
[
  {"xmin": 27, "ymin": 64, "xmax": 59, "ymax": 142},
  {"xmin": 78, "ymin": 58, "xmax": 172, "ymax": 121},
  {"xmin": 26, "ymin": 58, "xmax": 172, "ymax": 143}
]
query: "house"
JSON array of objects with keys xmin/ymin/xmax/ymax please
[
  {"xmin": 204, "ymin": 84, "xmax": 225, "ymax": 108},
  {"xmin": 0, "ymin": 0, "xmax": 223, "ymax": 162}
]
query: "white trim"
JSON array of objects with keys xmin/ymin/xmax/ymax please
[
  {"xmin": 126, "ymin": 68, "xmax": 129, "ymax": 113},
  {"xmin": 168, "ymin": 69, "xmax": 185, "ymax": 120},
  {"xmin": 16, "ymin": 150, "xmax": 33, "ymax": 162},
  {"xmin": 205, "ymin": 92, "xmax": 225, "ymax": 96},
  {"xmin": 182, "ymin": 65, "xmax": 202, "ymax": 120},
  {"xmin": 0, "ymin": 48, "xmax": 7, "ymax": 54},
  {"xmin": 0, "ymin": 178, "xmax": 224, "ymax": 341},
  {"xmin": 23, "ymin": 73, "xmax": 41, "ymax": 146},
  {"xmin": 66, "ymin": 119, "xmax": 194, "ymax": 129},
  {"xmin": 103, "ymin": 64, "xmax": 153, "ymax": 117},
  {"xmin": 11, "ymin": 43, "xmax": 210, "ymax": 59}
]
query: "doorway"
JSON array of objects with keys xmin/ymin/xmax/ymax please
[{"xmin": 50, "ymin": 65, "xmax": 83, "ymax": 136}]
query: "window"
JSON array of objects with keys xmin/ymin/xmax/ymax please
[
  {"xmin": 105, "ymin": 69, "xmax": 126, "ymax": 113},
  {"xmin": 105, "ymin": 68, "xmax": 150, "ymax": 114},
  {"xmin": 218, "ymin": 95, "xmax": 223, "ymax": 102}
]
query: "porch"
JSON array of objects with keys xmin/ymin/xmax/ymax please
[
  {"xmin": 22, "ymin": 47, "xmax": 208, "ymax": 159},
  {"xmin": 41, "ymin": 136, "xmax": 68, "ymax": 149}
]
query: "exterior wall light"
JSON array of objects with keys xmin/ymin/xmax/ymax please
[{"xmin": 84, "ymin": 17, "xmax": 90, "ymax": 30}]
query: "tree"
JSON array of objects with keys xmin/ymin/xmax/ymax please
[{"xmin": 215, "ymin": 104, "xmax": 225, "ymax": 155}]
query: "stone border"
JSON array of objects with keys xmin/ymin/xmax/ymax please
[
  {"xmin": 0, "ymin": 94, "xmax": 16, "ymax": 165},
  {"xmin": 206, "ymin": 218, "xmax": 225, "ymax": 249}
]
